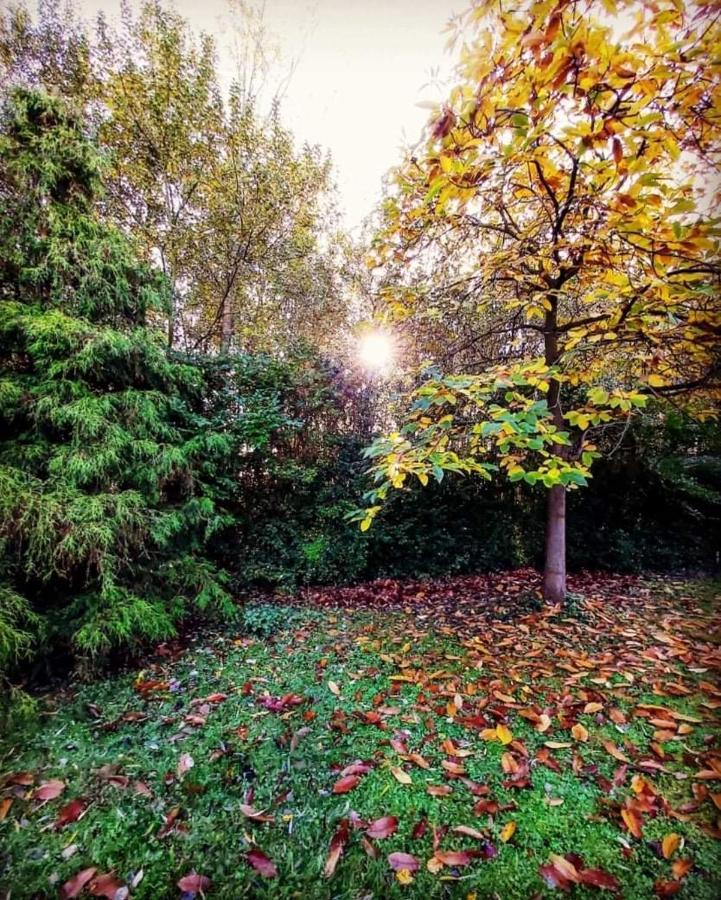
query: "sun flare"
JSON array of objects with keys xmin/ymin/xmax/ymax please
[{"xmin": 358, "ymin": 331, "xmax": 395, "ymax": 372}]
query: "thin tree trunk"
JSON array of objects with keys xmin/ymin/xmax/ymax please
[
  {"xmin": 543, "ymin": 484, "xmax": 566, "ymax": 602},
  {"xmin": 167, "ymin": 299, "xmax": 175, "ymax": 348},
  {"xmin": 543, "ymin": 292, "xmax": 567, "ymax": 603},
  {"xmin": 221, "ymin": 297, "xmax": 233, "ymax": 353}
]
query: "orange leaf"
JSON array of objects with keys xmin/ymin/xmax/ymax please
[{"xmin": 662, "ymin": 833, "xmax": 681, "ymax": 859}]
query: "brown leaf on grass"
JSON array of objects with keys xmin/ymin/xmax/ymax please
[
  {"xmin": 388, "ymin": 851, "xmax": 419, "ymax": 872},
  {"xmin": 654, "ymin": 880, "xmax": 682, "ymax": 897},
  {"xmin": 239, "ymin": 804, "xmax": 274, "ymax": 823},
  {"xmin": 603, "ymin": 740, "xmax": 630, "ymax": 763},
  {"xmin": 60, "ymin": 867, "xmax": 97, "ymax": 899},
  {"xmin": 366, "ymin": 816, "xmax": 398, "ymax": 839},
  {"xmin": 0, "ymin": 798, "xmax": 12, "ymax": 821},
  {"xmin": 177, "ymin": 753, "xmax": 194, "ymax": 778},
  {"xmin": 339, "ymin": 761, "xmax": 373, "ymax": 777},
  {"xmin": 433, "ymin": 850, "xmax": 473, "ymax": 867},
  {"xmin": 671, "ymin": 858, "xmax": 693, "ymax": 879},
  {"xmin": 89, "ymin": 872, "xmax": 126, "ymax": 898},
  {"xmin": 177, "ymin": 872, "xmax": 211, "ymax": 892},
  {"xmin": 34, "ymin": 779, "xmax": 65, "ymax": 801},
  {"xmin": 332, "ymin": 774, "xmax": 360, "ymax": 794},
  {"xmin": 427, "ymin": 784, "xmax": 452, "ymax": 797},
  {"xmin": 247, "ymin": 848, "xmax": 278, "ymax": 878},
  {"xmin": 324, "ymin": 819, "xmax": 349, "ymax": 877},
  {"xmin": 621, "ymin": 807, "xmax": 643, "ymax": 839},
  {"xmin": 571, "ymin": 723, "xmax": 589, "ymax": 742},
  {"xmin": 452, "ymin": 824, "xmax": 486, "ymax": 840}
]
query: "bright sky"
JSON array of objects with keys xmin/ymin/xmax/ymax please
[{"xmin": 78, "ymin": 0, "xmax": 462, "ymax": 231}]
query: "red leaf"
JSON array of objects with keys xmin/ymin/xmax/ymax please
[
  {"xmin": 246, "ymin": 848, "xmax": 278, "ymax": 878},
  {"xmin": 540, "ymin": 862, "xmax": 573, "ymax": 891},
  {"xmin": 324, "ymin": 819, "xmax": 350, "ymax": 877},
  {"xmin": 177, "ymin": 872, "xmax": 211, "ymax": 893},
  {"xmin": 579, "ymin": 868, "xmax": 621, "ymax": 891},
  {"xmin": 54, "ymin": 798, "xmax": 87, "ymax": 828},
  {"xmin": 60, "ymin": 867, "xmax": 97, "ymax": 899},
  {"xmin": 387, "ymin": 852, "xmax": 419, "ymax": 873},
  {"xmin": 332, "ymin": 775, "xmax": 360, "ymax": 794},
  {"xmin": 366, "ymin": 816, "xmax": 398, "ymax": 839}
]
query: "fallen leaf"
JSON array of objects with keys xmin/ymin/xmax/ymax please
[
  {"xmin": 34, "ymin": 779, "xmax": 65, "ymax": 801},
  {"xmin": 662, "ymin": 833, "xmax": 681, "ymax": 859},
  {"xmin": 54, "ymin": 798, "xmax": 88, "ymax": 829},
  {"xmin": 177, "ymin": 753, "xmax": 194, "ymax": 778},
  {"xmin": 390, "ymin": 766, "xmax": 412, "ymax": 784},
  {"xmin": 388, "ymin": 852, "xmax": 420, "ymax": 873},
  {"xmin": 571, "ymin": 723, "xmax": 589, "ymax": 742},
  {"xmin": 177, "ymin": 872, "xmax": 210, "ymax": 893},
  {"xmin": 332, "ymin": 775, "xmax": 360, "ymax": 794},
  {"xmin": 324, "ymin": 819, "xmax": 350, "ymax": 877},
  {"xmin": 246, "ymin": 848, "xmax": 278, "ymax": 878},
  {"xmin": 500, "ymin": 820, "xmax": 517, "ymax": 842},
  {"xmin": 60, "ymin": 867, "xmax": 97, "ymax": 899},
  {"xmin": 89, "ymin": 872, "xmax": 126, "ymax": 898},
  {"xmin": 366, "ymin": 816, "xmax": 398, "ymax": 839},
  {"xmin": 239, "ymin": 804, "xmax": 274, "ymax": 823}
]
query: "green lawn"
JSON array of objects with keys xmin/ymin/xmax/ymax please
[{"xmin": 1, "ymin": 574, "xmax": 720, "ymax": 898}]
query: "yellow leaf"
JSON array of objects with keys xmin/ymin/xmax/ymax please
[
  {"xmin": 647, "ymin": 374, "xmax": 666, "ymax": 387},
  {"xmin": 571, "ymin": 723, "xmax": 589, "ymax": 742},
  {"xmin": 500, "ymin": 820, "xmax": 517, "ymax": 842},
  {"xmin": 396, "ymin": 869, "xmax": 414, "ymax": 885},
  {"xmin": 496, "ymin": 724, "xmax": 513, "ymax": 744}
]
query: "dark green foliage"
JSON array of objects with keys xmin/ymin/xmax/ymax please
[{"xmin": 0, "ymin": 89, "xmax": 233, "ymax": 675}]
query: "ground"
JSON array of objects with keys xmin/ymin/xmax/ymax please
[{"xmin": 1, "ymin": 571, "xmax": 720, "ymax": 899}]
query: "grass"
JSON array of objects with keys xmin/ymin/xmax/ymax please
[{"xmin": 1, "ymin": 575, "xmax": 720, "ymax": 898}]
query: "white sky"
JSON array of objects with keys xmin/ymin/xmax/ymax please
[{"xmin": 77, "ymin": 0, "xmax": 463, "ymax": 231}]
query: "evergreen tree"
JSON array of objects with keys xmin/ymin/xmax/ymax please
[{"xmin": 0, "ymin": 89, "xmax": 234, "ymax": 673}]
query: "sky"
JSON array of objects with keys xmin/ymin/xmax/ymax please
[{"xmin": 77, "ymin": 0, "xmax": 463, "ymax": 231}]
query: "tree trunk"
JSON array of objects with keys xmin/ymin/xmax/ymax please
[
  {"xmin": 220, "ymin": 297, "xmax": 233, "ymax": 353},
  {"xmin": 543, "ymin": 291, "xmax": 567, "ymax": 603},
  {"xmin": 543, "ymin": 484, "xmax": 566, "ymax": 603}
]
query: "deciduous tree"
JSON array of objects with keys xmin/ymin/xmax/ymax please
[{"xmin": 361, "ymin": 0, "xmax": 721, "ymax": 601}]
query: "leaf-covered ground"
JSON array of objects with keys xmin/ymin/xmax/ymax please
[{"xmin": 1, "ymin": 572, "xmax": 720, "ymax": 899}]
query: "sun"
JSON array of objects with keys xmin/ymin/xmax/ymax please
[{"xmin": 358, "ymin": 331, "xmax": 395, "ymax": 373}]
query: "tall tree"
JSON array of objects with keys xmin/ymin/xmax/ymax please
[
  {"xmin": 361, "ymin": 0, "xmax": 721, "ymax": 601},
  {"xmin": 0, "ymin": 89, "xmax": 233, "ymax": 668},
  {"xmin": 1, "ymin": 0, "xmax": 351, "ymax": 355}
]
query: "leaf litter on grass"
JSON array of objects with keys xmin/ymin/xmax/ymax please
[{"xmin": 0, "ymin": 571, "xmax": 719, "ymax": 898}]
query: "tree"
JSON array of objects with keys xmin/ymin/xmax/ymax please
[
  {"xmin": 1, "ymin": 0, "xmax": 351, "ymax": 355},
  {"xmin": 360, "ymin": 0, "xmax": 721, "ymax": 602},
  {"xmin": 0, "ymin": 89, "xmax": 233, "ymax": 670}
]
